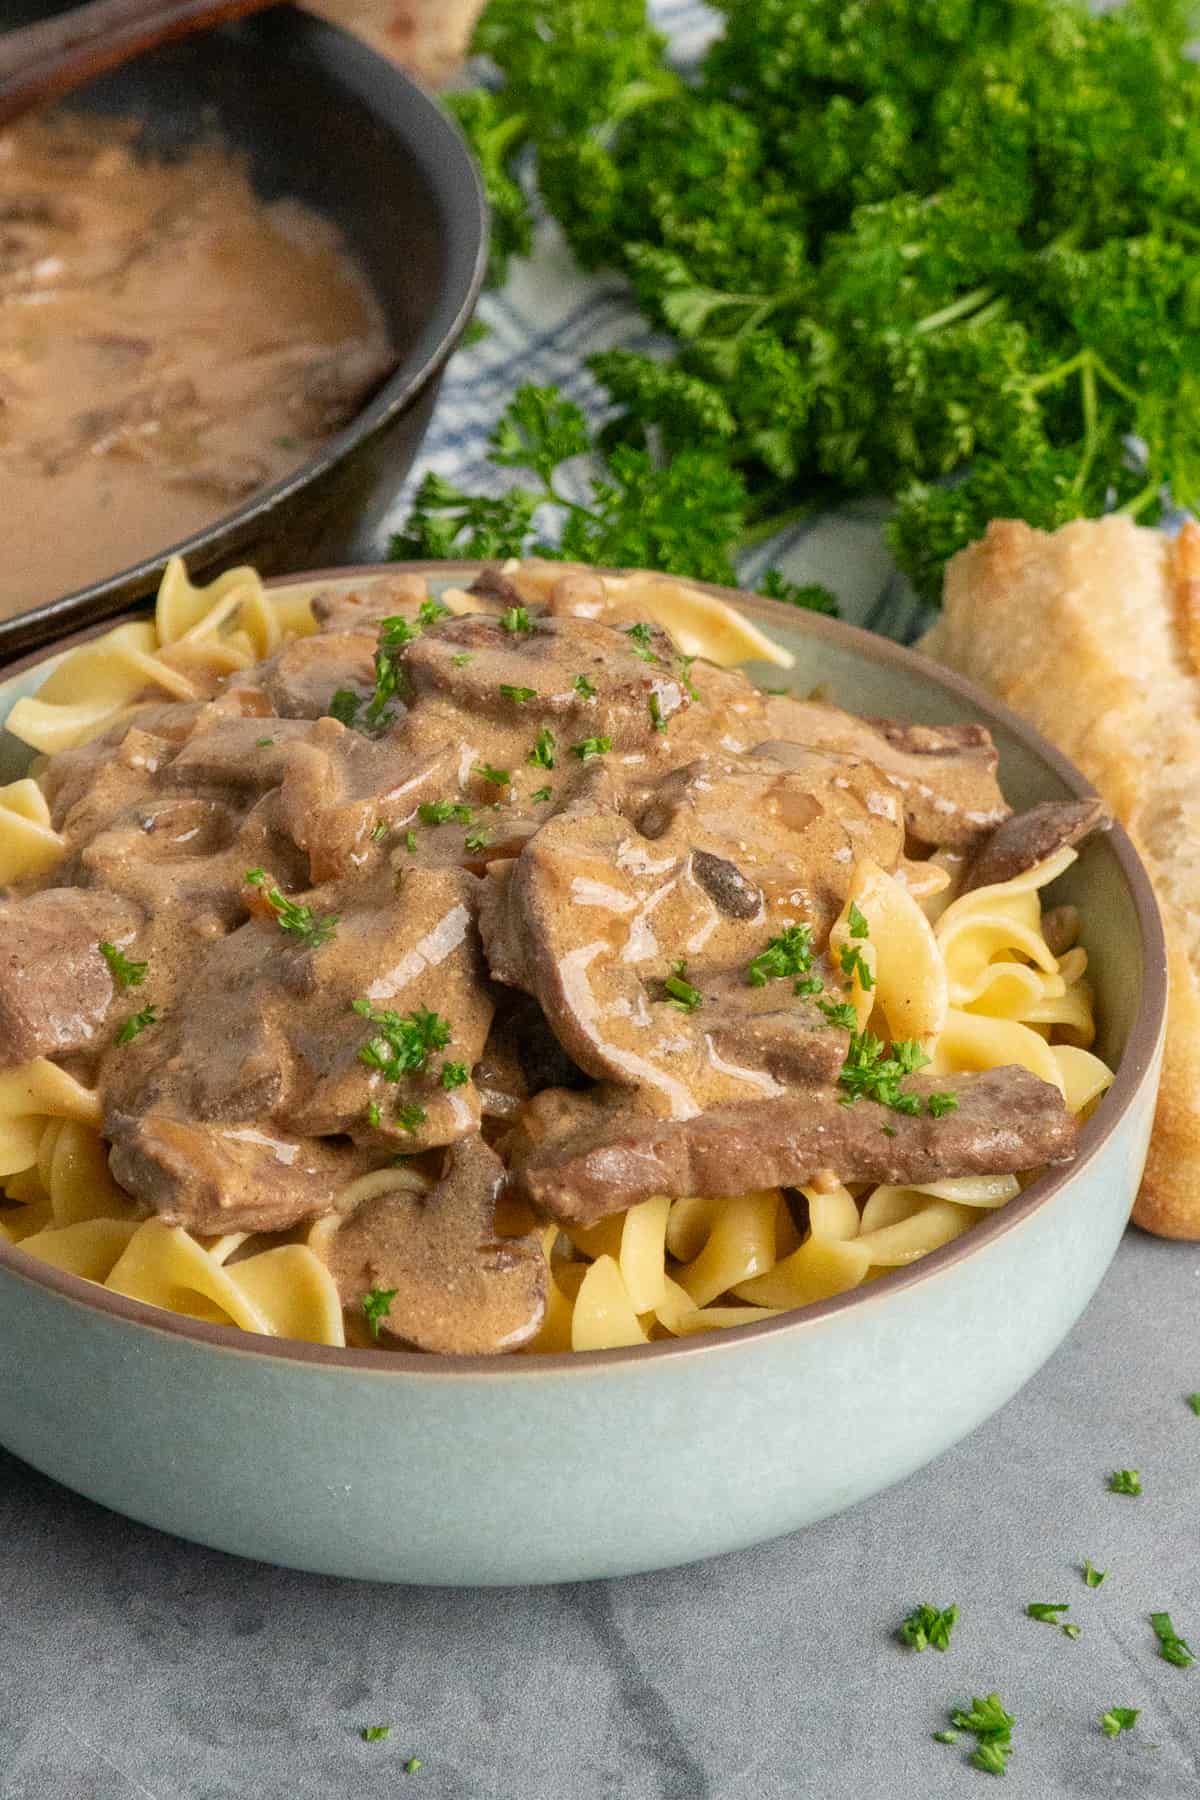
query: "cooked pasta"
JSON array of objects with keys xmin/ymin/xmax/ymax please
[{"xmin": 0, "ymin": 559, "xmax": 1114, "ymax": 1353}]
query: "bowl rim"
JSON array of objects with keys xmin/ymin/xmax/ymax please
[
  {"xmin": 0, "ymin": 562, "xmax": 1169, "ymax": 1378},
  {"xmin": 0, "ymin": 6, "xmax": 489, "ymax": 662}
]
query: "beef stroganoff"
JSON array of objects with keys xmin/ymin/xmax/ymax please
[{"xmin": 0, "ymin": 560, "xmax": 1113, "ymax": 1353}]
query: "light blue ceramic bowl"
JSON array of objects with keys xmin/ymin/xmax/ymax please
[{"xmin": 0, "ymin": 570, "xmax": 1167, "ymax": 1585}]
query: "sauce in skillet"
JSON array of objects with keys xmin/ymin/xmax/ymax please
[{"xmin": 0, "ymin": 114, "xmax": 394, "ymax": 617}]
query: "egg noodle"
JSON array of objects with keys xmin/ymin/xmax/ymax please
[{"xmin": 0, "ymin": 562, "xmax": 1114, "ymax": 1353}]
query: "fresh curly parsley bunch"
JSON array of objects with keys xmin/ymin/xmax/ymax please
[{"xmin": 434, "ymin": 0, "xmax": 1200, "ymax": 602}]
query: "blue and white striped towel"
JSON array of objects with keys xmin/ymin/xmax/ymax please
[{"xmin": 379, "ymin": 0, "xmax": 930, "ymax": 644}]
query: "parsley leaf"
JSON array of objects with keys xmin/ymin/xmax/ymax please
[
  {"xmin": 361, "ymin": 1725, "xmax": 391, "ymax": 1743},
  {"xmin": 395, "ymin": 1104, "xmax": 427, "ymax": 1135},
  {"xmin": 418, "ymin": 800, "xmax": 473, "ymax": 826},
  {"xmin": 1100, "ymin": 1708, "xmax": 1139, "ymax": 1738},
  {"xmin": 530, "ymin": 785, "xmax": 553, "ymax": 803},
  {"xmin": 473, "ymin": 763, "xmax": 511, "ymax": 786},
  {"xmin": 116, "ymin": 1004, "xmax": 157, "ymax": 1045},
  {"xmin": 327, "ymin": 688, "xmax": 361, "ymax": 727},
  {"xmin": 370, "ymin": 821, "xmax": 389, "ymax": 844},
  {"xmin": 664, "ymin": 959, "xmax": 702, "ymax": 1013},
  {"xmin": 573, "ymin": 674, "xmax": 597, "ymax": 699},
  {"xmin": 1108, "ymin": 1469, "xmax": 1143, "ymax": 1496},
  {"xmin": 948, "ymin": 1693, "xmax": 1016, "ymax": 1777},
  {"xmin": 838, "ymin": 1029, "xmax": 930, "ymax": 1113},
  {"xmin": 404, "ymin": 1757, "xmax": 423, "ymax": 1776},
  {"xmin": 451, "ymin": 652, "xmax": 473, "ymax": 668},
  {"xmin": 440, "ymin": 1061, "xmax": 469, "ymax": 1089},
  {"xmin": 839, "ymin": 942, "xmax": 874, "ymax": 991},
  {"xmin": 1083, "ymin": 1560, "xmax": 1107, "ymax": 1589},
  {"xmin": 366, "ymin": 615, "xmax": 419, "ymax": 727},
  {"xmin": 897, "ymin": 1602, "xmax": 957, "ymax": 1653},
  {"xmin": 1151, "ymin": 1611, "xmax": 1194, "ymax": 1667},
  {"xmin": 353, "ymin": 1002, "xmax": 451, "ymax": 1080},
  {"xmin": 500, "ymin": 605, "xmax": 532, "ymax": 634},
  {"xmin": 404, "ymin": 829, "xmax": 419, "ymax": 853},
  {"xmin": 572, "ymin": 736, "xmax": 612, "ymax": 760},
  {"xmin": 99, "ymin": 941, "xmax": 147, "ymax": 990},
  {"xmin": 1027, "ymin": 1602, "xmax": 1070, "ymax": 1624},
  {"xmin": 627, "ymin": 622, "xmax": 659, "ymax": 664},
  {"xmin": 417, "ymin": 598, "xmax": 449, "ymax": 628},
  {"xmin": 245, "ymin": 869, "xmax": 338, "ymax": 950},
  {"xmin": 745, "ymin": 924, "xmax": 813, "ymax": 987},
  {"xmin": 500, "ymin": 684, "xmax": 538, "ymax": 703},
  {"xmin": 818, "ymin": 998, "xmax": 858, "ymax": 1031},
  {"xmin": 528, "ymin": 727, "xmax": 556, "ymax": 769},
  {"xmin": 256, "ymin": 736, "xmax": 274, "ymax": 748},
  {"xmin": 1187, "ymin": 1393, "xmax": 1200, "ymax": 1416},
  {"xmin": 927, "ymin": 1092, "xmax": 959, "ymax": 1118},
  {"xmin": 648, "ymin": 693, "xmax": 669, "ymax": 733},
  {"xmin": 464, "ymin": 829, "xmax": 490, "ymax": 852},
  {"xmin": 362, "ymin": 1290, "xmax": 397, "ymax": 1341},
  {"xmin": 846, "ymin": 901, "xmax": 869, "ymax": 939}
]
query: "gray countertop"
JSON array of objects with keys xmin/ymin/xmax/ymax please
[{"xmin": 3, "ymin": 1229, "xmax": 1199, "ymax": 1800}]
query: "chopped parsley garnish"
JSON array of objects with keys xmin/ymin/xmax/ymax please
[
  {"xmin": 530, "ymin": 786, "xmax": 552, "ymax": 803},
  {"xmin": 818, "ymin": 998, "xmax": 858, "ymax": 1031},
  {"xmin": 1083, "ymin": 1560, "xmax": 1107, "ymax": 1589},
  {"xmin": 793, "ymin": 974, "xmax": 823, "ymax": 997},
  {"xmin": 500, "ymin": 605, "xmax": 531, "ymax": 633},
  {"xmin": 838, "ymin": 1029, "xmax": 929, "ymax": 1113},
  {"xmin": 417, "ymin": 597, "xmax": 449, "ymax": 627},
  {"xmin": 1187, "ymin": 1393, "xmax": 1200, "ymax": 1416},
  {"xmin": 664, "ymin": 959, "xmax": 702, "ymax": 1013},
  {"xmin": 116, "ymin": 1004, "xmax": 157, "ymax": 1045},
  {"xmin": 677, "ymin": 654, "xmax": 699, "ymax": 702},
  {"xmin": 528, "ymin": 727, "xmax": 556, "ymax": 769},
  {"xmin": 626, "ymin": 622, "xmax": 658, "ymax": 663},
  {"xmin": 99, "ymin": 942, "xmax": 147, "ymax": 990},
  {"xmin": 1027, "ymin": 1602, "xmax": 1070, "ymax": 1624},
  {"xmin": 500, "ymin": 684, "xmax": 538, "ymax": 703},
  {"xmin": 839, "ymin": 942, "xmax": 874, "ymax": 991},
  {"xmin": 256, "ymin": 736, "xmax": 274, "ymax": 748},
  {"xmin": 361, "ymin": 1725, "xmax": 391, "ymax": 1743},
  {"xmin": 847, "ymin": 901, "xmax": 869, "ymax": 939},
  {"xmin": 745, "ymin": 924, "xmax": 814, "ymax": 987},
  {"xmin": 1099, "ymin": 1708, "xmax": 1139, "ymax": 1738},
  {"xmin": 362, "ymin": 1289, "xmax": 397, "ymax": 1340},
  {"xmin": 648, "ymin": 693, "xmax": 668, "ymax": 733},
  {"xmin": 245, "ymin": 869, "xmax": 338, "ymax": 949},
  {"xmin": 366, "ymin": 615, "xmax": 419, "ymax": 726},
  {"xmin": 395, "ymin": 1104, "xmax": 427, "ymax": 1135},
  {"xmin": 473, "ymin": 762, "xmax": 511, "ymax": 786},
  {"xmin": 572, "ymin": 736, "xmax": 612, "ymax": 760},
  {"xmin": 440, "ymin": 1061, "xmax": 469, "ymax": 1089},
  {"xmin": 418, "ymin": 800, "xmax": 473, "ymax": 826},
  {"xmin": 353, "ymin": 1002, "xmax": 451, "ymax": 1080},
  {"xmin": 928, "ymin": 1092, "xmax": 959, "ymax": 1118},
  {"xmin": 367, "ymin": 1102, "xmax": 381, "ymax": 1129},
  {"xmin": 371, "ymin": 821, "xmax": 388, "ymax": 844},
  {"xmin": 464, "ymin": 829, "xmax": 490, "ymax": 852},
  {"xmin": 897, "ymin": 1603, "xmax": 957, "ymax": 1653},
  {"xmin": 1108, "ymin": 1469, "xmax": 1142, "ymax": 1496},
  {"xmin": 948, "ymin": 1694, "xmax": 1016, "ymax": 1778},
  {"xmin": 404, "ymin": 829, "xmax": 418, "ymax": 853},
  {"xmin": 573, "ymin": 673, "xmax": 598, "ymax": 698},
  {"xmin": 1151, "ymin": 1611, "xmax": 1194, "ymax": 1667},
  {"xmin": 451, "ymin": 652, "xmax": 473, "ymax": 668},
  {"xmin": 327, "ymin": 687, "xmax": 361, "ymax": 727}
]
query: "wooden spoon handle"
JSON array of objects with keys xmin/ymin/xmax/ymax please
[{"xmin": 0, "ymin": 0, "xmax": 281, "ymax": 129}]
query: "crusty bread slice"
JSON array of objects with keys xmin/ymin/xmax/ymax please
[{"xmin": 922, "ymin": 515, "xmax": 1200, "ymax": 1238}]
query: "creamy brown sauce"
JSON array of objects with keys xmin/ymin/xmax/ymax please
[{"xmin": 0, "ymin": 115, "xmax": 394, "ymax": 616}]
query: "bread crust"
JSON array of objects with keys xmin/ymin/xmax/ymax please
[{"xmin": 924, "ymin": 516, "xmax": 1200, "ymax": 1238}]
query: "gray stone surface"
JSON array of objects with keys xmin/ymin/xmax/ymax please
[{"xmin": 2, "ymin": 1230, "xmax": 1199, "ymax": 1800}]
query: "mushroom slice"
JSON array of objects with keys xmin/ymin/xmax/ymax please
[
  {"xmin": 320, "ymin": 1136, "xmax": 547, "ymax": 1354},
  {"xmin": 961, "ymin": 798, "xmax": 1109, "ymax": 894}
]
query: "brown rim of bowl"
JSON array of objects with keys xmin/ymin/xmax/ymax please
[{"xmin": 0, "ymin": 563, "xmax": 1170, "ymax": 1378}]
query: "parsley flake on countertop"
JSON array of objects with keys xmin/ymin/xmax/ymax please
[
  {"xmin": 1187, "ymin": 1393, "xmax": 1200, "ymax": 1416},
  {"xmin": 946, "ymin": 1693, "xmax": 1016, "ymax": 1778},
  {"xmin": 1026, "ymin": 1602, "xmax": 1070, "ymax": 1624},
  {"xmin": 404, "ymin": 1757, "xmax": 423, "ymax": 1775},
  {"xmin": 1151, "ymin": 1611, "xmax": 1194, "ymax": 1668},
  {"xmin": 1108, "ymin": 1469, "xmax": 1143, "ymax": 1496},
  {"xmin": 99, "ymin": 941, "xmax": 147, "ymax": 990},
  {"xmin": 362, "ymin": 1290, "xmax": 397, "ymax": 1340},
  {"xmin": 1083, "ymin": 1560, "xmax": 1108, "ymax": 1588},
  {"xmin": 1099, "ymin": 1708, "xmax": 1140, "ymax": 1738},
  {"xmin": 361, "ymin": 1725, "xmax": 391, "ymax": 1743},
  {"xmin": 897, "ymin": 1602, "xmax": 957, "ymax": 1652}
]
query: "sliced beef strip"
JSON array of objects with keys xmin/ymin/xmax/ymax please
[
  {"xmin": 489, "ymin": 753, "xmax": 899, "ymax": 1117},
  {"xmin": 101, "ymin": 865, "xmax": 493, "ymax": 1159},
  {"xmin": 310, "ymin": 573, "xmax": 428, "ymax": 635},
  {"xmin": 962, "ymin": 798, "xmax": 1110, "ymax": 893},
  {"xmin": 0, "ymin": 887, "xmax": 142, "ymax": 1069},
  {"xmin": 403, "ymin": 611, "xmax": 690, "ymax": 751},
  {"xmin": 164, "ymin": 717, "xmax": 323, "ymax": 793},
  {"xmin": 319, "ymin": 1135, "xmax": 547, "ymax": 1354},
  {"xmin": 238, "ymin": 628, "xmax": 379, "ymax": 721},
  {"xmin": 760, "ymin": 698, "xmax": 1010, "ymax": 850},
  {"xmin": 275, "ymin": 724, "xmax": 457, "ymax": 882},
  {"xmin": 512, "ymin": 1066, "xmax": 1077, "ymax": 1224},
  {"xmin": 106, "ymin": 1114, "xmax": 381, "ymax": 1236}
]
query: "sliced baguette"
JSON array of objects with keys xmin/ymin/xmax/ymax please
[{"xmin": 922, "ymin": 515, "xmax": 1200, "ymax": 1238}]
